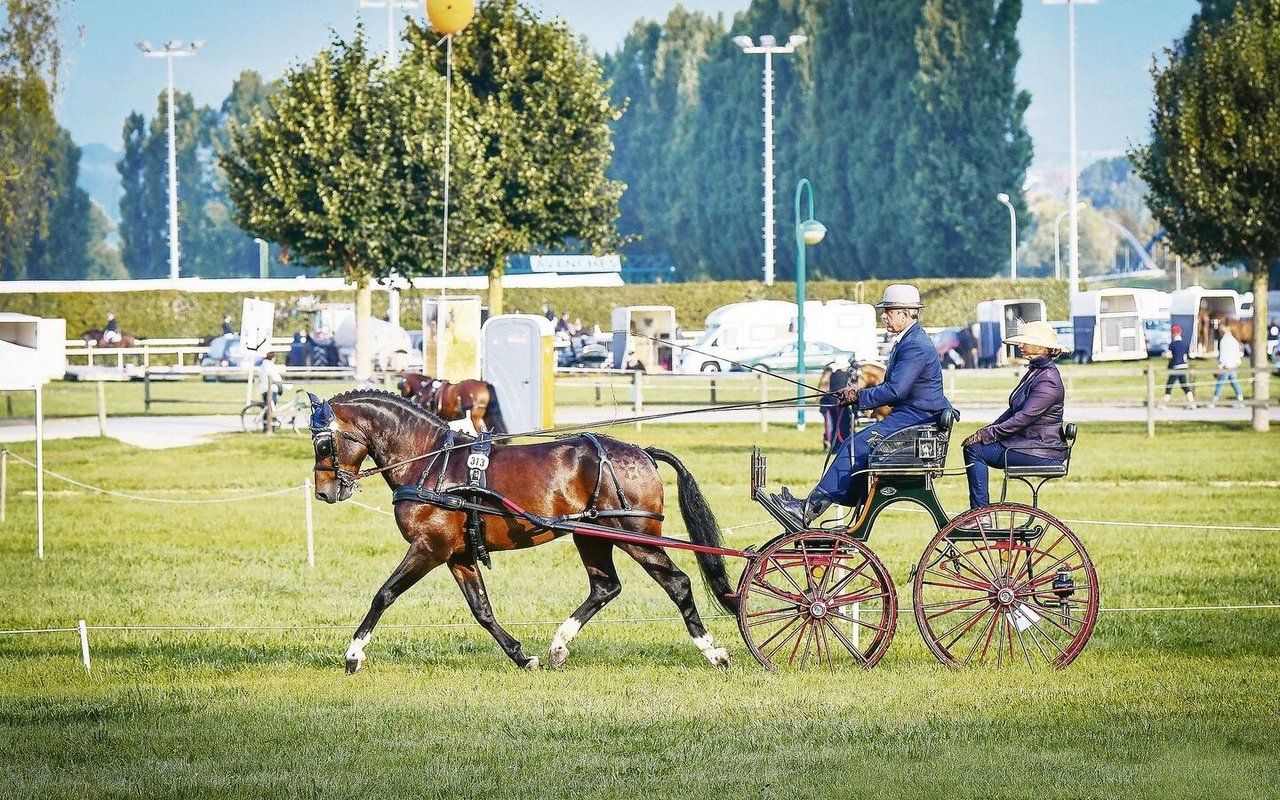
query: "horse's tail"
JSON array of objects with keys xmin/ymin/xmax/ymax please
[
  {"xmin": 484, "ymin": 383, "xmax": 508, "ymax": 434},
  {"xmin": 645, "ymin": 447, "xmax": 739, "ymax": 616}
]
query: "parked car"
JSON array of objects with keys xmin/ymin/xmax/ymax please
[
  {"xmin": 200, "ymin": 334, "xmax": 250, "ymax": 381},
  {"xmin": 729, "ymin": 341, "xmax": 854, "ymax": 372},
  {"xmin": 930, "ymin": 327, "xmax": 964, "ymax": 368}
]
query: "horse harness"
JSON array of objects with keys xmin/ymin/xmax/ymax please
[{"xmin": 390, "ymin": 431, "xmax": 663, "ymax": 568}]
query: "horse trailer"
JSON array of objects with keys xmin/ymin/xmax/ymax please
[
  {"xmin": 679, "ymin": 300, "xmax": 797, "ymax": 373},
  {"xmin": 1069, "ymin": 288, "xmax": 1157, "ymax": 363},
  {"xmin": 976, "ymin": 299, "xmax": 1047, "ymax": 367},
  {"xmin": 609, "ymin": 305, "xmax": 678, "ymax": 372},
  {"xmin": 1169, "ymin": 287, "xmax": 1242, "ymax": 359},
  {"xmin": 802, "ymin": 300, "xmax": 879, "ymax": 363}
]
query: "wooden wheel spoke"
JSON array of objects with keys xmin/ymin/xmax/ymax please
[
  {"xmin": 747, "ymin": 579, "xmax": 806, "ymax": 606},
  {"xmin": 827, "ymin": 608, "xmax": 888, "ymax": 634},
  {"xmin": 957, "ymin": 607, "xmax": 998, "ymax": 664},
  {"xmin": 937, "ymin": 603, "xmax": 995, "ymax": 651},
  {"xmin": 921, "ymin": 566, "xmax": 992, "ymax": 593},
  {"xmin": 922, "ymin": 593, "xmax": 991, "ymax": 622},
  {"xmin": 825, "ymin": 620, "xmax": 870, "ymax": 665},
  {"xmin": 759, "ymin": 614, "xmax": 806, "ymax": 662}
]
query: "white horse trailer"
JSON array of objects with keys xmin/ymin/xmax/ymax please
[
  {"xmin": 609, "ymin": 305, "xmax": 678, "ymax": 371},
  {"xmin": 977, "ymin": 299, "xmax": 1046, "ymax": 367},
  {"xmin": 802, "ymin": 300, "xmax": 879, "ymax": 363},
  {"xmin": 1169, "ymin": 287, "xmax": 1241, "ymax": 359},
  {"xmin": 1069, "ymin": 288, "xmax": 1148, "ymax": 363},
  {"xmin": 679, "ymin": 300, "xmax": 796, "ymax": 373}
]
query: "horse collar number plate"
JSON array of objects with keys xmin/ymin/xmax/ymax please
[{"xmin": 467, "ymin": 453, "xmax": 490, "ymax": 470}]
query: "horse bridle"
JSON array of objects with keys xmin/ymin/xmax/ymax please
[{"xmin": 308, "ymin": 397, "xmax": 370, "ymax": 495}]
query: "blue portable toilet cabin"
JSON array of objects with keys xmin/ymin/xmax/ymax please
[{"xmin": 976, "ymin": 299, "xmax": 1046, "ymax": 367}]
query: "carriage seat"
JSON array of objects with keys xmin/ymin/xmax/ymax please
[
  {"xmin": 867, "ymin": 408, "xmax": 960, "ymax": 471},
  {"xmin": 999, "ymin": 423, "xmax": 1077, "ymax": 506}
]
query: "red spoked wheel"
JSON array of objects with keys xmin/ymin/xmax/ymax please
[
  {"xmin": 737, "ymin": 531, "xmax": 897, "ymax": 671},
  {"xmin": 912, "ymin": 504, "xmax": 1099, "ymax": 669}
]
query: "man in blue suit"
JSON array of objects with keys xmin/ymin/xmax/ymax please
[{"xmin": 775, "ymin": 284, "xmax": 955, "ymax": 524}]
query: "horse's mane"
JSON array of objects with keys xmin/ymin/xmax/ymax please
[{"xmin": 330, "ymin": 388, "xmax": 449, "ymax": 431}]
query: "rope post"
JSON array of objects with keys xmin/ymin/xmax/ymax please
[
  {"xmin": 144, "ymin": 371, "xmax": 152, "ymax": 413},
  {"xmin": 1145, "ymin": 367, "xmax": 1155, "ymax": 438},
  {"xmin": 759, "ymin": 371, "xmax": 769, "ymax": 432},
  {"xmin": 304, "ymin": 480, "xmax": 315, "ymax": 568},
  {"xmin": 1, "ymin": 448, "xmax": 7, "ymax": 524},
  {"xmin": 710, "ymin": 378, "xmax": 717, "ymax": 405},
  {"xmin": 96, "ymin": 380, "xmax": 107, "ymax": 437},
  {"xmin": 632, "ymin": 371, "xmax": 644, "ymax": 432},
  {"xmin": 78, "ymin": 619, "xmax": 91, "ymax": 673}
]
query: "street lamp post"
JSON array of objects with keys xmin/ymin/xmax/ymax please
[
  {"xmin": 996, "ymin": 192, "xmax": 1017, "ymax": 280},
  {"xmin": 137, "ymin": 40, "xmax": 202, "ymax": 282},
  {"xmin": 794, "ymin": 178, "xmax": 826, "ymax": 431},
  {"xmin": 358, "ymin": 0, "xmax": 418, "ymax": 69},
  {"xmin": 1045, "ymin": 0, "xmax": 1099, "ymax": 307},
  {"xmin": 1053, "ymin": 202, "xmax": 1086, "ymax": 280},
  {"xmin": 734, "ymin": 33, "xmax": 807, "ymax": 287}
]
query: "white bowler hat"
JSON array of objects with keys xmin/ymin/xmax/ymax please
[
  {"xmin": 875, "ymin": 283, "xmax": 925, "ymax": 309},
  {"xmin": 1003, "ymin": 320, "xmax": 1061, "ymax": 351}
]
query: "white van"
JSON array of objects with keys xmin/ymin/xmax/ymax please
[
  {"xmin": 680, "ymin": 300, "xmax": 796, "ymax": 373},
  {"xmin": 802, "ymin": 300, "xmax": 879, "ymax": 363}
]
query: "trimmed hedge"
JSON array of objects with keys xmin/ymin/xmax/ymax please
[{"xmin": 0, "ymin": 278, "xmax": 1068, "ymax": 338}]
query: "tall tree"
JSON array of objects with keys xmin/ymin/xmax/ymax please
[
  {"xmin": 117, "ymin": 112, "xmax": 164, "ymax": 276},
  {"xmin": 23, "ymin": 127, "xmax": 91, "ymax": 278},
  {"xmin": 909, "ymin": 0, "xmax": 1032, "ymax": 278},
  {"xmin": 0, "ymin": 0, "xmax": 64, "ymax": 280},
  {"xmin": 1131, "ymin": 0, "xmax": 1280, "ymax": 431},
  {"xmin": 402, "ymin": 0, "xmax": 625, "ymax": 313}
]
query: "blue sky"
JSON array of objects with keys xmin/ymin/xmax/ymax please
[{"xmin": 55, "ymin": 0, "xmax": 1198, "ymax": 176}]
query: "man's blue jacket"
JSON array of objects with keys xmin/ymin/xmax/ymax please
[{"xmin": 857, "ymin": 322, "xmax": 952, "ymax": 416}]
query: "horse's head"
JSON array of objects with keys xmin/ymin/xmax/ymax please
[
  {"xmin": 308, "ymin": 392, "xmax": 369, "ymax": 504},
  {"xmin": 848, "ymin": 360, "xmax": 884, "ymax": 390}
]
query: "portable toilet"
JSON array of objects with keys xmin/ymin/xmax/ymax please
[
  {"xmin": 1069, "ymin": 288, "xmax": 1147, "ymax": 362},
  {"xmin": 481, "ymin": 314, "xmax": 555, "ymax": 434},
  {"xmin": 609, "ymin": 306, "xmax": 677, "ymax": 371},
  {"xmin": 1169, "ymin": 287, "xmax": 1241, "ymax": 358},
  {"xmin": 976, "ymin": 299, "xmax": 1047, "ymax": 367},
  {"xmin": 0, "ymin": 312, "xmax": 65, "ymax": 380}
]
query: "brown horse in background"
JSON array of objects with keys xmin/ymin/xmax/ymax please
[
  {"xmin": 398, "ymin": 372, "xmax": 507, "ymax": 434},
  {"xmin": 848, "ymin": 361, "xmax": 892, "ymax": 422},
  {"xmin": 307, "ymin": 389, "xmax": 737, "ymax": 670},
  {"xmin": 81, "ymin": 329, "xmax": 139, "ymax": 348}
]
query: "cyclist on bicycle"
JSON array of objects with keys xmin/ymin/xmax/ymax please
[{"xmin": 258, "ymin": 351, "xmax": 285, "ymax": 408}]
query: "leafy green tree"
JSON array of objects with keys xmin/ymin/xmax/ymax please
[
  {"xmin": 402, "ymin": 0, "xmax": 625, "ymax": 313},
  {"xmin": 1131, "ymin": 0, "xmax": 1280, "ymax": 431},
  {"xmin": 85, "ymin": 203, "xmax": 127, "ymax": 279},
  {"xmin": 0, "ymin": 0, "xmax": 63, "ymax": 280},
  {"xmin": 909, "ymin": 0, "xmax": 1032, "ymax": 278},
  {"xmin": 23, "ymin": 128, "xmax": 91, "ymax": 278}
]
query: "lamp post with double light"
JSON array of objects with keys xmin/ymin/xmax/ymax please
[
  {"xmin": 137, "ymin": 39, "xmax": 202, "ymax": 281},
  {"xmin": 734, "ymin": 33, "xmax": 807, "ymax": 287},
  {"xmin": 794, "ymin": 178, "xmax": 826, "ymax": 431},
  {"xmin": 996, "ymin": 192, "xmax": 1017, "ymax": 280}
]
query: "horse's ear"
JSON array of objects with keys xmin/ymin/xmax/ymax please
[
  {"xmin": 307, "ymin": 394, "xmax": 334, "ymax": 430},
  {"xmin": 307, "ymin": 392, "xmax": 323, "ymax": 409}
]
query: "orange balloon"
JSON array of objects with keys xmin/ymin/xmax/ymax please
[{"xmin": 425, "ymin": 0, "xmax": 475, "ymax": 35}]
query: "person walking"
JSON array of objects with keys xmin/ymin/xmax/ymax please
[
  {"xmin": 772, "ymin": 284, "xmax": 954, "ymax": 524},
  {"xmin": 1162, "ymin": 325, "xmax": 1196, "ymax": 409},
  {"xmin": 1210, "ymin": 323, "xmax": 1245, "ymax": 408}
]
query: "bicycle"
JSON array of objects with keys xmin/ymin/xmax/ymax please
[{"xmin": 241, "ymin": 387, "xmax": 308, "ymax": 434}]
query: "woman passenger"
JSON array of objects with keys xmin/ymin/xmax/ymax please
[{"xmin": 960, "ymin": 320, "xmax": 1068, "ymax": 525}]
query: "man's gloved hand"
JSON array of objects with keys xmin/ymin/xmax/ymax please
[
  {"xmin": 962, "ymin": 431, "xmax": 985, "ymax": 447},
  {"xmin": 835, "ymin": 385, "xmax": 860, "ymax": 407}
]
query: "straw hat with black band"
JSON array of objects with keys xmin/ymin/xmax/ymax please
[{"xmin": 1002, "ymin": 320, "xmax": 1061, "ymax": 353}]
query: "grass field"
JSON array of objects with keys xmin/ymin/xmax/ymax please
[{"xmin": 1, "ymin": 420, "xmax": 1278, "ymax": 799}]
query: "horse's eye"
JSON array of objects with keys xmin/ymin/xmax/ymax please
[{"xmin": 314, "ymin": 437, "xmax": 335, "ymax": 459}]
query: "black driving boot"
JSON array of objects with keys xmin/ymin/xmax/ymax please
[
  {"xmin": 801, "ymin": 492, "xmax": 832, "ymax": 525},
  {"xmin": 771, "ymin": 487, "xmax": 807, "ymax": 522}
]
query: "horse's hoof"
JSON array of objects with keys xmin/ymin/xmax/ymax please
[
  {"xmin": 521, "ymin": 656, "xmax": 541, "ymax": 670},
  {"xmin": 548, "ymin": 646, "xmax": 569, "ymax": 668},
  {"xmin": 345, "ymin": 657, "xmax": 364, "ymax": 675},
  {"xmin": 706, "ymin": 648, "xmax": 730, "ymax": 668}
]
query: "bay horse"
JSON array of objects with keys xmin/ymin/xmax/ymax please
[
  {"xmin": 80, "ymin": 329, "xmax": 139, "ymax": 348},
  {"xmin": 398, "ymin": 372, "xmax": 507, "ymax": 434},
  {"xmin": 847, "ymin": 361, "xmax": 892, "ymax": 421},
  {"xmin": 308, "ymin": 389, "xmax": 738, "ymax": 671}
]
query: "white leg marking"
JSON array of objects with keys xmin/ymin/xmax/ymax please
[
  {"xmin": 345, "ymin": 634, "xmax": 371, "ymax": 672},
  {"xmin": 522, "ymin": 656, "xmax": 541, "ymax": 670},
  {"xmin": 693, "ymin": 634, "xmax": 730, "ymax": 668},
  {"xmin": 548, "ymin": 618, "xmax": 582, "ymax": 668}
]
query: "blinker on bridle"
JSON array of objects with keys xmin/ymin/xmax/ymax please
[{"xmin": 308, "ymin": 394, "xmax": 368, "ymax": 493}]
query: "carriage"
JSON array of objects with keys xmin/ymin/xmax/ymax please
[{"xmin": 308, "ymin": 390, "xmax": 1098, "ymax": 674}]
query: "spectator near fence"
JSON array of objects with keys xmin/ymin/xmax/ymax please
[
  {"xmin": 1161, "ymin": 325, "xmax": 1196, "ymax": 409},
  {"xmin": 1209, "ymin": 325, "xmax": 1244, "ymax": 408}
]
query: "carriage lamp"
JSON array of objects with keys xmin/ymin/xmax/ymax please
[{"xmin": 1053, "ymin": 568, "xmax": 1076, "ymax": 620}]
